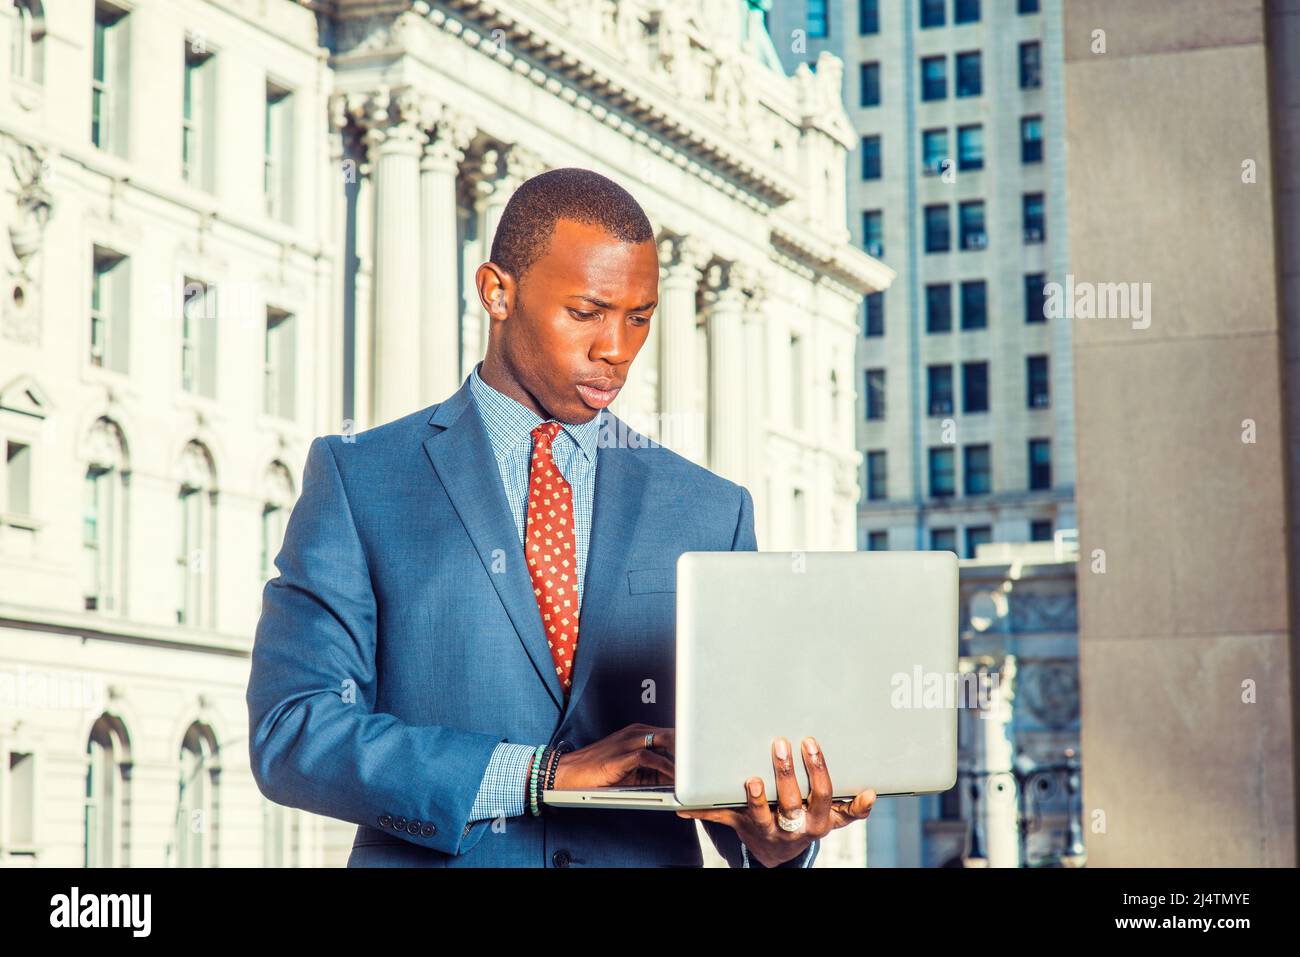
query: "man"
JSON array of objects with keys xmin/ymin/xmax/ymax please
[{"xmin": 247, "ymin": 167, "xmax": 876, "ymax": 867}]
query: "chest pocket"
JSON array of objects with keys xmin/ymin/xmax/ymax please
[{"xmin": 627, "ymin": 566, "xmax": 676, "ymax": 594}]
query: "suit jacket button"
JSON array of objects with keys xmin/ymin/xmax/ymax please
[
  {"xmin": 552, "ymin": 850, "xmax": 571, "ymax": 867},
  {"xmin": 394, "ymin": 817, "xmax": 408, "ymax": 830},
  {"xmin": 421, "ymin": 824, "xmax": 434, "ymax": 837},
  {"xmin": 378, "ymin": 813, "xmax": 393, "ymax": 828},
  {"xmin": 406, "ymin": 820, "xmax": 420, "ymax": 835}
]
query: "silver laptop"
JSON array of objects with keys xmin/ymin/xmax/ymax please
[{"xmin": 542, "ymin": 550, "xmax": 959, "ymax": 810}]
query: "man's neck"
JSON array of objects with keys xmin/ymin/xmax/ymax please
[{"xmin": 478, "ymin": 353, "xmax": 548, "ymax": 420}]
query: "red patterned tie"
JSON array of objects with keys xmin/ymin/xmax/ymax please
[{"xmin": 526, "ymin": 421, "xmax": 580, "ymax": 697}]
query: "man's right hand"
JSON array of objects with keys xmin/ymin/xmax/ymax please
[{"xmin": 551, "ymin": 723, "xmax": 675, "ymax": 789}]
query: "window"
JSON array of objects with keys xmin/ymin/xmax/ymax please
[
  {"xmin": 959, "ymin": 200, "xmax": 986, "ymax": 250},
  {"xmin": 1018, "ymin": 0, "xmax": 1040, "ymax": 14},
  {"xmin": 922, "ymin": 128, "xmax": 948, "ymax": 175},
  {"xmin": 865, "ymin": 368, "xmax": 886, "ymax": 420},
  {"xmin": 1025, "ymin": 273, "xmax": 1047, "ymax": 323},
  {"xmin": 859, "ymin": 0, "xmax": 879, "ymax": 34},
  {"xmin": 1023, "ymin": 192, "xmax": 1046, "ymax": 243},
  {"xmin": 956, "ymin": 124, "xmax": 983, "ymax": 171},
  {"xmin": 92, "ymin": 3, "xmax": 129, "ymax": 154},
  {"xmin": 955, "ymin": 0, "xmax": 980, "ymax": 24},
  {"xmin": 1030, "ymin": 519, "xmax": 1053, "ymax": 541},
  {"xmin": 1021, "ymin": 115, "xmax": 1043, "ymax": 163},
  {"xmin": 920, "ymin": 0, "xmax": 945, "ymax": 28},
  {"xmin": 867, "ymin": 450, "xmax": 887, "ymax": 500},
  {"xmin": 956, "ymin": 51, "xmax": 981, "ymax": 97},
  {"xmin": 1020, "ymin": 41, "xmax": 1042, "ymax": 89},
  {"xmin": 91, "ymin": 247, "xmax": 129, "ymax": 372},
  {"xmin": 177, "ymin": 441, "xmax": 216, "ymax": 628},
  {"xmin": 8, "ymin": 749, "xmax": 36, "ymax": 852},
  {"xmin": 1027, "ymin": 355, "xmax": 1050, "ymax": 408},
  {"xmin": 83, "ymin": 418, "xmax": 127, "ymax": 614},
  {"xmin": 265, "ymin": 83, "xmax": 295, "ymax": 222},
  {"xmin": 864, "ymin": 291, "xmax": 884, "ymax": 337},
  {"xmin": 965, "ymin": 525, "xmax": 992, "ymax": 559},
  {"xmin": 930, "ymin": 527, "xmax": 956, "ymax": 552},
  {"xmin": 962, "ymin": 361, "xmax": 988, "ymax": 413},
  {"xmin": 261, "ymin": 463, "xmax": 294, "ymax": 579},
  {"xmin": 960, "ymin": 280, "xmax": 987, "ymax": 330},
  {"xmin": 264, "ymin": 308, "xmax": 297, "ymax": 419},
  {"xmin": 860, "ymin": 62, "xmax": 881, "ymax": 107},
  {"xmin": 177, "ymin": 723, "xmax": 220, "ymax": 867},
  {"xmin": 1028, "ymin": 438, "xmax": 1052, "ymax": 490},
  {"xmin": 790, "ymin": 333, "xmax": 805, "ymax": 428},
  {"xmin": 85, "ymin": 716, "xmax": 128, "ymax": 867},
  {"xmin": 929, "ymin": 448, "xmax": 955, "ymax": 498},
  {"xmin": 921, "ymin": 55, "xmax": 946, "ymax": 101},
  {"xmin": 6, "ymin": 441, "xmax": 31, "ymax": 515},
  {"xmin": 927, "ymin": 364, "xmax": 953, "ymax": 415},
  {"xmin": 867, "ymin": 530, "xmax": 889, "ymax": 551},
  {"xmin": 926, "ymin": 284, "xmax": 952, "ymax": 333},
  {"xmin": 862, "ymin": 209, "xmax": 883, "ymax": 257},
  {"xmin": 924, "ymin": 204, "xmax": 950, "ymax": 253},
  {"xmin": 964, "ymin": 445, "xmax": 991, "ymax": 495},
  {"xmin": 11, "ymin": 0, "xmax": 46, "ymax": 84},
  {"xmin": 808, "ymin": 0, "xmax": 829, "ymax": 37},
  {"xmin": 861, "ymin": 135, "xmax": 882, "ymax": 179},
  {"xmin": 182, "ymin": 40, "xmax": 215, "ymax": 190},
  {"xmin": 180, "ymin": 278, "xmax": 217, "ymax": 397}
]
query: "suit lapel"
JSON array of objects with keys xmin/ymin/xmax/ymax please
[{"xmin": 422, "ymin": 376, "xmax": 566, "ymax": 711}]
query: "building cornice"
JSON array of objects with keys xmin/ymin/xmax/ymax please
[{"xmin": 403, "ymin": 0, "xmax": 805, "ymax": 208}]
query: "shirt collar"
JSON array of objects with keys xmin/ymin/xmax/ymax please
[{"xmin": 469, "ymin": 361, "xmax": 602, "ymax": 465}]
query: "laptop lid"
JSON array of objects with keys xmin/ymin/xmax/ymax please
[{"xmin": 673, "ymin": 550, "xmax": 960, "ymax": 808}]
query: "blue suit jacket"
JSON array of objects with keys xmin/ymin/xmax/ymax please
[{"xmin": 247, "ymin": 372, "xmax": 806, "ymax": 867}]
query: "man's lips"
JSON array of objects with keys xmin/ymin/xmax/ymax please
[{"xmin": 576, "ymin": 381, "xmax": 621, "ymax": 408}]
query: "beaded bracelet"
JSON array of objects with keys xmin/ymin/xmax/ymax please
[{"xmin": 528, "ymin": 745, "xmax": 548, "ymax": 817}]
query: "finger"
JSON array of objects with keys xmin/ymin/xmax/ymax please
[
  {"xmin": 801, "ymin": 737, "xmax": 833, "ymax": 833},
  {"xmin": 625, "ymin": 724, "xmax": 674, "ymax": 756},
  {"xmin": 742, "ymin": 775, "xmax": 776, "ymax": 832},
  {"xmin": 830, "ymin": 788, "xmax": 878, "ymax": 824},
  {"xmin": 676, "ymin": 807, "xmax": 743, "ymax": 828},
  {"xmin": 771, "ymin": 737, "xmax": 806, "ymax": 829},
  {"xmin": 625, "ymin": 747, "xmax": 674, "ymax": 780}
]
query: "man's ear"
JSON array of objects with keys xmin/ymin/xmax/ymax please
[{"xmin": 476, "ymin": 262, "xmax": 513, "ymax": 320}]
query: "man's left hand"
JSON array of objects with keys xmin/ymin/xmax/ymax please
[{"xmin": 676, "ymin": 736, "xmax": 876, "ymax": 867}]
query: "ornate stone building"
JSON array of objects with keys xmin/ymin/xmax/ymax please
[{"xmin": 0, "ymin": 0, "xmax": 888, "ymax": 867}]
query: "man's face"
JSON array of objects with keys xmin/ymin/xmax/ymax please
[{"xmin": 480, "ymin": 219, "xmax": 659, "ymax": 424}]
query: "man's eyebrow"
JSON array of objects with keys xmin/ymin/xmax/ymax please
[{"xmin": 569, "ymin": 295, "xmax": 658, "ymax": 312}]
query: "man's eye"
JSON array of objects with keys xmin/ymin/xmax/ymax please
[
  {"xmin": 571, "ymin": 309, "xmax": 597, "ymax": 320},
  {"xmin": 631, "ymin": 316, "xmax": 650, "ymax": 325}
]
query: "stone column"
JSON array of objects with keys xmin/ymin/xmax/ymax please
[
  {"xmin": 704, "ymin": 262, "xmax": 749, "ymax": 484},
  {"xmin": 356, "ymin": 86, "xmax": 429, "ymax": 425},
  {"xmin": 657, "ymin": 235, "xmax": 709, "ymax": 463},
  {"xmin": 421, "ymin": 109, "xmax": 474, "ymax": 403},
  {"xmin": 742, "ymin": 267, "xmax": 769, "ymax": 511},
  {"xmin": 466, "ymin": 144, "xmax": 545, "ymax": 372}
]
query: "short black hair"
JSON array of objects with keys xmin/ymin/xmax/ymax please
[{"xmin": 490, "ymin": 167, "xmax": 655, "ymax": 283}]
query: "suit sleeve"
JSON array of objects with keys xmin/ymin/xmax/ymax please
[
  {"xmin": 246, "ymin": 436, "xmax": 504, "ymax": 856},
  {"xmin": 700, "ymin": 484, "xmax": 820, "ymax": 868}
]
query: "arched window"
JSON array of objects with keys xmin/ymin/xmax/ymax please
[
  {"xmin": 260, "ymin": 461, "xmax": 294, "ymax": 579},
  {"xmin": 83, "ymin": 418, "xmax": 129, "ymax": 613},
  {"xmin": 11, "ymin": 1, "xmax": 46, "ymax": 85},
  {"xmin": 173, "ymin": 721, "xmax": 219, "ymax": 867},
  {"xmin": 84, "ymin": 714, "xmax": 131, "ymax": 867},
  {"xmin": 176, "ymin": 441, "xmax": 216, "ymax": 628}
]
